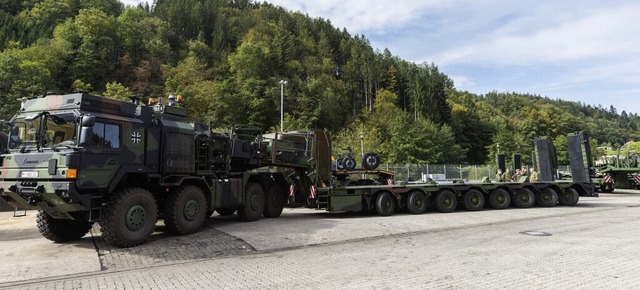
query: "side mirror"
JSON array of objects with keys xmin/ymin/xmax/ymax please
[
  {"xmin": 78, "ymin": 116, "xmax": 95, "ymax": 146},
  {"xmin": 81, "ymin": 115, "xmax": 95, "ymax": 127}
]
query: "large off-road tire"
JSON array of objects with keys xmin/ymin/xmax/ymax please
[
  {"xmin": 375, "ymin": 192, "xmax": 396, "ymax": 216},
  {"xmin": 513, "ymin": 188, "xmax": 535, "ymax": 208},
  {"xmin": 99, "ymin": 187, "xmax": 158, "ymax": 248},
  {"xmin": 343, "ymin": 157, "xmax": 356, "ymax": 171},
  {"xmin": 434, "ymin": 190, "xmax": 457, "ymax": 213},
  {"xmin": 488, "ymin": 188, "xmax": 511, "ymax": 209},
  {"xmin": 163, "ymin": 185, "xmax": 207, "ymax": 235},
  {"xmin": 462, "ymin": 189, "xmax": 484, "ymax": 211},
  {"xmin": 558, "ymin": 188, "xmax": 580, "ymax": 206},
  {"xmin": 238, "ymin": 182, "xmax": 265, "ymax": 222},
  {"xmin": 216, "ymin": 207, "xmax": 236, "ymax": 216},
  {"xmin": 264, "ymin": 183, "xmax": 286, "ymax": 218},
  {"xmin": 37, "ymin": 210, "xmax": 93, "ymax": 243},
  {"xmin": 406, "ymin": 191, "xmax": 427, "ymax": 214},
  {"xmin": 536, "ymin": 187, "xmax": 558, "ymax": 207},
  {"xmin": 362, "ymin": 152, "xmax": 381, "ymax": 170}
]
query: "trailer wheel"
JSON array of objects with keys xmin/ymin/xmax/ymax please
[
  {"xmin": 163, "ymin": 185, "xmax": 207, "ymax": 235},
  {"xmin": 513, "ymin": 188, "xmax": 535, "ymax": 208},
  {"xmin": 238, "ymin": 182, "xmax": 265, "ymax": 221},
  {"xmin": 558, "ymin": 188, "xmax": 580, "ymax": 206},
  {"xmin": 216, "ymin": 207, "xmax": 236, "ymax": 216},
  {"xmin": 406, "ymin": 191, "xmax": 427, "ymax": 214},
  {"xmin": 100, "ymin": 187, "xmax": 158, "ymax": 248},
  {"xmin": 535, "ymin": 187, "xmax": 558, "ymax": 207},
  {"xmin": 37, "ymin": 211, "xmax": 93, "ymax": 243},
  {"xmin": 434, "ymin": 190, "xmax": 457, "ymax": 213},
  {"xmin": 462, "ymin": 190, "xmax": 484, "ymax": 211},
  {"xmin": 375, "ymin": 192, "xmax": 396, "ymax": 216},
  {"xmin": 488, "ymin": 188, "xmax": 510, "ymax": 209},
  {"xmin": 264, "ymin": 183, "xmax": 286, "ymax": 218}
]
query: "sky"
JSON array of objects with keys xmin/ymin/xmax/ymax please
[{"xmin": 122, "ymin": 0, "xmax": 640, "ymax": 115}]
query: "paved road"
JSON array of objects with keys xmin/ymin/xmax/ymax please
[{"xmin": 1, "ymin": 191, "xmax": 639, "ymax": 289}]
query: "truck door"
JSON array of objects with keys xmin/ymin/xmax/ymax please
[{"xmin": 77, "ymin": 121, "xmax": 123, "ymax": 190}]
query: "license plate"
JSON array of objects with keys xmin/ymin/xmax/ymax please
[{"xmin": 21, "ymin": 171, "xmax": 39, "ymax": 178}]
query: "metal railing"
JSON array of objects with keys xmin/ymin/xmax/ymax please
[{"xmin": 380, "ymin": 164, "xmax": 572, "ymax": 182}]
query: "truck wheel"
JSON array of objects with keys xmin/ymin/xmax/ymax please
[
  {"xmin": 434, "ymin": 190, "xmax": 457, "ymax": 213},
  {"xmin": 100, "ymin": 187, "xmax": 158, "ymax": 248},
  {"xmin": 406, "ymin": 191, "xmax": 427, "ymax": 214},
  {"xmin": 462, "ymin": 189, "xmax": 484, "ymax": 211},
  {"xmin": 216, "ymin": 208, "xmax": 236, "ymax": 216},
  {"xmin": 37, "ymin": 211, "xmax": 93, "ymax": 243},
  {"xmin": 488, "ymin": 188, "xmax": 510, "ymax": 209},
  {"xmin": 264, "ymin": 183, "xmax": 285, "ymax": 218},
  {"xmin": 238, "ymin": 182, "xmax": 265, "ymax": 221},
  {"xmin": 513, "ymin": 188, "xmax": 535, "ymax": 208},
  {"xmin": 535, "ymin": 187, "xmax": 558, "ymax": 207},
  {"xmin": 602, "ymin": 184, "xmax": 614, "ymax": 193},
  {"xmin": 163, "ymin": 185, "xmax": 206, "ymax": 235},
  {"xmin": 375, "ymin": 192, "xmax": 396, "ymax": 216},
  {"xmin": 558, "ymin": 188, "xmax": 580, "ymax": 206}
]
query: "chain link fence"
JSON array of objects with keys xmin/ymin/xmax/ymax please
[{"xmin": 379, "ymin": 164, "xmax": 572, "ymax": 182}]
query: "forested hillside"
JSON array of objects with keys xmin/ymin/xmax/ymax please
[{"xmin": 1, "ymin": 0, "xmax": 638, "ymax": 165}]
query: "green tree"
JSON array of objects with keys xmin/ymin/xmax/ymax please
[{"xmin": 103, "ymin": 81, "xmax": 134, "ymax": 101}]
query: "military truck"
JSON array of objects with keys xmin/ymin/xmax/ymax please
[
  {"xmin": 0, "ymin": 93, "xmax": 295, "ymax": 247},
  {"xmin": 0, "ymin": 93, "xmax": 598, "ymax": 248},
  {"xmin": 590, "ymin": 152, "xmax": 640, "ymax": 192}
]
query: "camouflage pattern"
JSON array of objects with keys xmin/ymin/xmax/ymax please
[{"xmin": 0, "ymin": 93, "xmax": 284, "ymax": 224}]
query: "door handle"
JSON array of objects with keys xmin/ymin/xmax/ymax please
[{"xmin": 107, "ymin": 160, "xmax": 119, "ymax": 165}]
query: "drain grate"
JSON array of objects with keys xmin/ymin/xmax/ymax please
[{"xmin": 519, "ymin": 230, "xmax": 552, "ymax": 237}]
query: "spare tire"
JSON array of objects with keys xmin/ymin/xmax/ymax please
[
  {"xmin": 362, "ymin": 152, "xmax": 381, "ymax": 170},
  {"xmin": 343, "ymin": 157, "xmax": 356, "ymax": 170}
]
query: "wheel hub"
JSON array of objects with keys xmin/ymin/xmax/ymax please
[
  {"xmin": 126, "ymin": 205, "xmax": 146, "ymax": 231},
  {"xmin": 443, "ymin": 196, "xmax": 452, "ymax": 207},
  {"xmin": 183, "ymin": 200, "xmax": 199, "ymax": 221},
  {"xmin": 250, "ymin": 194, "xmax": 260, "ymax": 211}
]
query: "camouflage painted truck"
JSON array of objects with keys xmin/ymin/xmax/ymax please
[{"xmin": 0, "ymin": 93, "xmax": 302, "ymax": 247}]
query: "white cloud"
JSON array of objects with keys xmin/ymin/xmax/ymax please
[
  {"xmin": 121, "ymin": 0, "xmax": 146, "ymax": 7},
  {"xmin": 267, "ymin": 0, "xmax": 450, "ymax": 34}
]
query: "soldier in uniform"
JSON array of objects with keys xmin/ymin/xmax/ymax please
[
  {"xmin": 512, "ymin": 168, "xmax": 521, "ymax": 182},
  {"xmin": 496, "ymin": 169, "xmax": 503, "ymax": 182},
  {"xmin": 503, "ymin": 168, "xmax": 512, "ymax": 182},
  {"xmin": 529, "ymin": 167, "xmax": 539, "ymax": 182}
]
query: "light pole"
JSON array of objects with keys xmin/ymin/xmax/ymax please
[
  {"xmin": 279, "ymin": 80, "xmax": 288, "ymax": 132},
  {"xmin": 360, "ymin": 132, "xmax": 364, "ymax": 177},
  {"xmin": 359, "ymin": 132, "xmax": 364, "ymax": 158},
  {"xmin": 496, "ymin": 143, "xmax": 500, "ymax": 155}
]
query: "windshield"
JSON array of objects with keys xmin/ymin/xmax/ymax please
[{"xmin": 9, "ymin": 113, "xmax": 77, "ymax": 149}]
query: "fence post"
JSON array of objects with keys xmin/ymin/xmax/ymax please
[{"xmin": 407, "ymin": 164, "xmax": 410, "ymax": 180}]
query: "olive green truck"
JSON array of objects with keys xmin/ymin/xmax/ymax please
[{"xmin": 0, "ymin": 93, "xmax": 596, "ymax": 247}]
